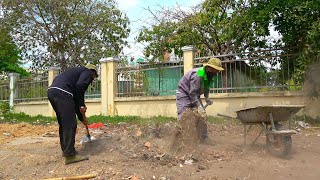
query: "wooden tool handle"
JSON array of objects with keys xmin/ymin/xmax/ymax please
[
  {"xmin": 44, "ymin": 173, "xmax": 97, "ymax": 180},
  {"xmin": 80, "ymin": 107, "xmax": 90, "ymax": 137}
]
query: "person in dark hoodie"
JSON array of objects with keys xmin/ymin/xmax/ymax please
[
  {"xmin": 47, "ymin": 64, "xmax": 98, "ymax": 165},
  {"xmin": 176, "ymin": 58, "xmax": 224, "ymax": 142}
]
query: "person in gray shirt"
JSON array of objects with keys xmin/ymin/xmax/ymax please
[{"xmin": 176, "ymin": 58, "xmax": 224, "ymax": 141}]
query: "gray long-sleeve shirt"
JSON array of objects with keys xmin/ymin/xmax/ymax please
[{"xmin": 177, "ymin": 68, "xmax": 209, "ymax": 106}]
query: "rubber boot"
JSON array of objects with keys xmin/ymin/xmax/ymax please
[
  {"xmin": 62, "ymin": 151, "xmax": 78, "ymax": 157},
  {"xmin": 65, "ymin": 155, "xmax": 89, "ymax": 165}
]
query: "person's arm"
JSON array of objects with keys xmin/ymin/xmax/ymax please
[
  {"xmin": 204, "ymin": 87, "xmax": 209, "ymax": 99},
  {"xmin": 189, "ymin": 74, "xmax": 201, "ymax": 106},
  {"xmin": 74, "ymin": 70, "xmax": 93, "ymax": 121},
  {"xmin": 204, "ymin": 80, "xmax": 213, "ymax": 105},
  {"xmin": 75, "ymin": 103, "xmax": 84, "ymax": 121}
]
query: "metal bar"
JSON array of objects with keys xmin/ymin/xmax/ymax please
[
  {"xmin": 244, "ymin": 124, "xmax": 247, "ymax": 145},
  {"xmin": 269, "ymin": 112, "xmax": 276, "ymax": 131},
  {"xmin": 252, "ymin": 129, "xmax": 264, "ymax": 145}
]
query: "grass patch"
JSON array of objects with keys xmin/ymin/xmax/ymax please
[
  {"xmin": 207, "ymin": 116, "xmax": 240, "ymax": 125},
  {"xmin": 1, "ymin": 112, "xmax": 242, "ymax": 126},
  {"xmin": 0, "ymin": 112, "xmax": 176, "ymax": 125},
  {"xmin": 88, "ymin": 115, "xmax": 176, "ymax": 125},
  {"xmin": 0, "ymin": 112, "xmax": 56, "ymax": 125}
]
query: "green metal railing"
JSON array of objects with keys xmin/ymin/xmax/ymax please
[
  {"xmin": 194, "ymin": 48, "xmax": 308, "ymax": 93},
  {"xmin": 116, "ymin": 61, "xmax": 184, "ymax": 97}
]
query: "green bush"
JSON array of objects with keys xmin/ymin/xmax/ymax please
[{"xmin": 0, "ymin": 101, "xmax": 10, "ymax": 114}]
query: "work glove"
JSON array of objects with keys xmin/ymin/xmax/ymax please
[
  {"xmin": 197, "ymin": 102, "xmax": 206, "ymax": 118},
  {"xmin": 205, "ymin": 98, "xmax": 213, "ymax": 105}
]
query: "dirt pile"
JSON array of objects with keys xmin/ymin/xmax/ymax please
[
  {"xmin": 170, "ymin": 108, "xmax": 205, "ymax": 155},
  {"xmin": 2, "ymin": 121, "xmax": 320, "ymax": 179},
  {"xmin": 0, "ymin": 123, "xmax": 57, "ymax": 144}
]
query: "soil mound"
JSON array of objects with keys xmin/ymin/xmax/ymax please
[{"xmin": 170, "ymin": 108, "xmax": 205, "ymax": 155}]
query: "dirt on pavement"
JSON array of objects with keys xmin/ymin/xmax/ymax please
[{"xmin": 0, "ymin": 119, "xmax": 320, "ymax": 180}]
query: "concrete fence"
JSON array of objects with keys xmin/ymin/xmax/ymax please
[{"xmin": 9, "ymin": 46, "xmax": 319, "ymax": 119}]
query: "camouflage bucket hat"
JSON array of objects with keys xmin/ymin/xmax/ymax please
[{"xmin": 203, "ymin": 58, "xmax": 224, "ymax": 71}]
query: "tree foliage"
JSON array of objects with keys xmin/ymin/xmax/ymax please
[
  {"xmin": 136, "ymin": 0, "xmax": 271, "ymax": 60},
  {"xmin": 253, "ymin": 0, "xmax": 320, "ymax": 82},
  {"xmin": 137, "ymin": 0, "xmax": 320, "ymax": 85},
  {"xmin": 0, "ymin": 26, "xmax": 29, "ymax": 76},
  {"xmin": 2, "ymin": 0, "xmax": 130, "ymax": 70}
]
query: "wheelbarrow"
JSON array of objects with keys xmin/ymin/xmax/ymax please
[{"xmin": 218, "ymin": 105, "xmax": 305, "ymax": 157}]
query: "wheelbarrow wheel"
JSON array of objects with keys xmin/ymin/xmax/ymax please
[{"xmin": 266, "ymin": 123, "xmax": 292, "ymax": 157}]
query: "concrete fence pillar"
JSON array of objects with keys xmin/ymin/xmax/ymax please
[
  {"xmin": 48, "ymin": 67, "xmax": 60, "ymax": 117},
  {"xmin": 100, "ymin": 57, "xmax": 119, "ymax": 116},
  {"xmin": 181, "ymin": 46, "xmax": 195, "ymax": 74},
  {"xmin": 9, "ymin": 73, "xmax": 19, "ymax": 108}
]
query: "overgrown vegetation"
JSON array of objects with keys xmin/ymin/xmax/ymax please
[
  {"xmin": 0, "ymin": 111, "xmax": 232, "ymax": 126},
  {"xmin": 1, "ymin": 0, "xmax": 130, "ymax": 71},
  {"xmin": 0, "ymin": 111, "xmax": 177, "ymax": 125},
  {"xmin": 0, "ymin": 101, "xmax": 11, "ymax": 114},
  {"xmin": 0, "ymin": 112, "xmax": 55, "ymax": 124}
]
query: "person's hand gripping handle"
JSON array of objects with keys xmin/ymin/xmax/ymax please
[{"xmin": 80, "ymin": 106, "xmax": 91, "ymax": 139}]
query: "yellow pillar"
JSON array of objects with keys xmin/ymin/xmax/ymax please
[
  {"xmin": 100, "ymin": 57, "xmax": 119, "ymax": 116},
  {"xmin": 182, "ymin": 46, "xmax": 195, "ymax": 74},
  {"xmin": 48, "ymin": 67, "xmax": 60, "ymax": 117}
]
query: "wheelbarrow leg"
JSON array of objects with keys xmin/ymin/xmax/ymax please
[
  {"xmin": 243, "ymin": 123, "xmax": 253, "ymax": 145},
  {"xmin": 269, "ymin": 112, "xmax": 276, "ymax": 131},
  {"xmin": 252, "ymin": 126, "xmax": 264, "ymax": 145},
  {"xmin": 244, "ymin": 124, "xmax": 247, "ymax": 145}
]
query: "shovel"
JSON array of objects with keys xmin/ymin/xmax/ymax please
[
  {"xmin": 197, "ymin": 99, "xmax": 211, "ymax": 143},
  {"xmin": 80, "ymin": 111, "xmax": 95, "ymax": 143},
  {"xmin": 197, "ymin": 99, "xmax": 210, "ymax": 117}
]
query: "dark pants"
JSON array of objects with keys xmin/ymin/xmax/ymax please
[{"xmin": 47, "ymin": 88, "xmax": 77, "ymax": 157}]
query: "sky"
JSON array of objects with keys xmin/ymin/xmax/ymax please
[{"xmin": 115, "ymin": 0, "xmax": 204, "ymax": 58}]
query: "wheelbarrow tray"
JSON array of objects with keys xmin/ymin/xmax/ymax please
[{"xmin": 236, "ymin": 105, "xmax": 305, "ymax": 123}]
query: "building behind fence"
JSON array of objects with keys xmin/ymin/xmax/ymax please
[{"xmin": 0, "ymin": 46, "xmax": 317, "ymax": 118}]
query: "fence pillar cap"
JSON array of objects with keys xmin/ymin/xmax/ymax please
[
  {"xmin": 48, "ymin": 67, "xmax": 60, "ymax": 71},
  {"xmin": 181, "ymin": 46, "xmax": 195, "ymax": 52},
  {"xmin": 100, "ymin": 57, "xmax": 120, "ymax": 63},
  {"xmin": 9, "ymin": 73, "xmax": 20, "ymax": 77}
]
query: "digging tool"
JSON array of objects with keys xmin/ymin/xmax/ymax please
[
  {"xmin": 197, "ymin": 99, "xmax": 212, "ymax": 143},
  {"xmin": 43, "ymin": 173, "xmax": 96, "ymax": 180},
  {"xmin": 80, "ymin": 108, "xmax": 95, "ymax": 143},
  {"xmin": 197, "ymin": 99, "xmax": 210, "ymax": 117},
  {"xmin": 198, "ymin": 99, "xmax": 209, "ymax": 110}
]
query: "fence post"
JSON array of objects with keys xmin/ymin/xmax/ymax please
[
  {"xmin": 9, "ymin": 73, "xmax": 19, "ymax": 108},
  {"xmin": 48, "ymin": 67, "xmax": 60, "ymax": 117},
  {"xmin": 100, "ymin": 57, "xmax": 119, "ymax": 116},
  {"xmin": 182, "ymin": 46, "xmax": 195, "ymax": 74}
]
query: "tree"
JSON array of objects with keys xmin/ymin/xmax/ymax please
[
  {"xmin": 0, "ymin": 26, "xmax": 29, "ymax": 76},
  {"xmin": 252, "ymin": 0, "xmax": 320, "ymax": 83},
  {"xmin": 136, "ymin": 0, "xmax": 271, "ymax": 61},
  {"xmin": 2, "ymin": 0, "xmax": 130, "ymax": 70}
]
